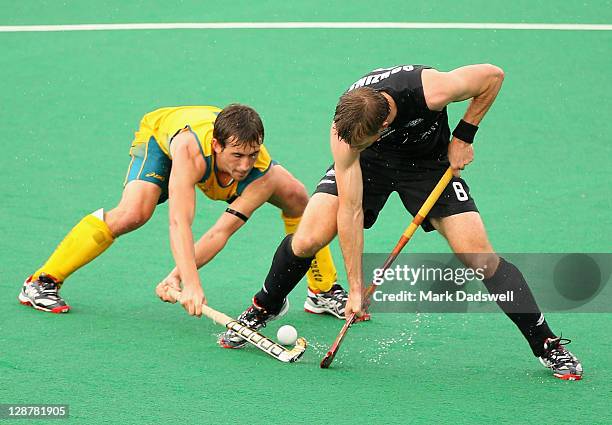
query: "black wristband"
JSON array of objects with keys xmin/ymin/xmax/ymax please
[
  {"xmin": 452, "ymin": 119, "xmax": 478, "ymax": 144},
  {"xmin": 225, "ymin": 208, "xmax": 249, "ymax": 222}
]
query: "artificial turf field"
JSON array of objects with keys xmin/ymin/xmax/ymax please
[{"xmin": 1, "ymin": 2, "xmax": 611, "ymax": 424}]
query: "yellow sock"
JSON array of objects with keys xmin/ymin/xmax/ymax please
[
  {"xmin": 32, "ymin": 210, "xmax": 115, "ymax": 282},
  {"xmin": 281, "ymin": 213, "xmax": 337, "ymax": 293}
]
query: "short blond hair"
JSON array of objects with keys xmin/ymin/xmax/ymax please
[{"xmin": 333, "ymin": 87, "xmax": 389, "ymax": 149}]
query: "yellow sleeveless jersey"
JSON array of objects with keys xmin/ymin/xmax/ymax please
[{"xmin": 131, "ymin": 106, "xmax": 273, "ymax": 201}]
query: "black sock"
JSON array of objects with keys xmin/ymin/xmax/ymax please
[
  {"xmin": 482, "ymin": 257, "xmax": 556, "ymax": 356},
  {"xmin": 254, "ymin": 235, "xmax": 314, "ymax": 314}
]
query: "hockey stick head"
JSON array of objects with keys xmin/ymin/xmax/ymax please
[
  {"xmin": 226, "ymin": 320, "xmax": 308, "ymax": 363},
  {"xmin": 279, "ymin": 337, "xmax": 308, "ymax": 363},
  {"xmin": 320, "ymin": 349, "xmax": 336, "ymax": 368}
]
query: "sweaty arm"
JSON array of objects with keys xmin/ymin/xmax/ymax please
[
  {"xmin": 331, "ymin": 125, "xmax": 366, "ymax": 318},
  {"xmin": 422, "ymin": 64, "xmax": 505, "ymax": 175},
  {"xmin": 167, "ymin": 131, "xmax": 207, "ymax": 316}
]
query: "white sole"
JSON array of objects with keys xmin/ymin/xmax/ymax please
[
  {"xmin": 303, "ymin": 300, "xmax": 344, "ymax": 319},
  {"xmin": 18, "ymin": 282, "xmax": 70, "ymax": 313}
]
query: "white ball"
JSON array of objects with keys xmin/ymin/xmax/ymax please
[{"xmin": 276, "ymin": 325, "xmax": 298, "ymax": 345}]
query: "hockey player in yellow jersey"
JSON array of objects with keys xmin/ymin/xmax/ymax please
[{"xmin": 20, "ymin": 104, "xmax": 348, "ymax": 319}]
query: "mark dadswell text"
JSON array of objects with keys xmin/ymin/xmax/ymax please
[{"xmin": 373, "ymin": 290, "xmax": 514, "ymax": 303}]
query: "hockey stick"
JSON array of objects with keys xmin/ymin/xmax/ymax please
[
  {"xmin": 320, "ymin": 167, "xmax": 454, "ymax": 368},
  {"xmin": 165, "ymin": 287, "xmax": 307, "ymax": 363}
]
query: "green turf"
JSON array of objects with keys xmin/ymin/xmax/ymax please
[{"xmin": 1, "ymin": 2, "xmax": 611, "ymax": 424}]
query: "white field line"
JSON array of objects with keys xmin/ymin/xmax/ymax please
[{"xmin": 0, "ymin": 22, "xmax": 611, "ymax": 32}]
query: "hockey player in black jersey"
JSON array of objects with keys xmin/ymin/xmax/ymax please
[{"xmin": 220, "ymin": 64, "xmax": 583, "ymax": 381}]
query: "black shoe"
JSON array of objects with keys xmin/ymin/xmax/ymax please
[
  {"xmin": 219, "ymin": 299, "xmax": 289, "ymax": 349},
  {"xmin": 303, "ymin": 283, "xmax": 348, "ymax": 319},
  {"xmin": 19, "ymin": 274, "xmax": 70, "ymax": 314},
  {"xmin": 538, "ymin": 337, "xmax": 583, "ymax": 380}
]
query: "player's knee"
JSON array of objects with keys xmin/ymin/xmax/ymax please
[
  {"xmin": 125, "ymin": 209, "xmax": 153, "ymax": 230},
  {"xmin": 291, "ymin": 233, "xmax": 321, "ymax": 258},
  {"xmin": 481, "ymin": 255, "xmax": 501, "ymax": 278},
  {"xmin": 459, "ymin": 252, "xmax": 499, "ymax": 278},
  {"xmin": 282, "ymin": 181, "xmax": 309, "ymax": 216},
  {"xmin": 106, "ymin": 207, "xmax": 153, "ymax": 235},
  {"xmin": 485, "ymin": 63, "xmax": 505, "ymax": 82}
]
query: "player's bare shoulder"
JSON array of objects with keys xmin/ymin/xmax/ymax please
[
  {"xmin": 169, "ymin": 130, "xmax": 207, "ymax": 180},
  {"xmin": 169, "ymin": 130, "xmax": 198, "ymax": 156},
  {"xmin": 420, "ymin": 68, "xmax": 456, "ymax": 111},
  {"xmin": 422, "ymin": 64, "xmax": 505, "ymax": 111}
]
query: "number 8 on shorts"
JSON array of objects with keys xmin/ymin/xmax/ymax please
[{"xmin": 452, "ymin": 181, "xmax": 469, "ymax": 201}]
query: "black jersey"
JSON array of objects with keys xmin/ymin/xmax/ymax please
[{"xmin": 347, "ymin": 65, "xmax": 450, "ymax": 160}]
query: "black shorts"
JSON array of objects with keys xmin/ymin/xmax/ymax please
[{"xmin": 313, "ymin": 149, "xmax": 478, "ymax": 232}]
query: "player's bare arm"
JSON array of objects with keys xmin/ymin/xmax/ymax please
[
  {"xmin": 331, "ymin": 124, "xmax": 365, "ymax": 318},
  {"xmin": 422, "ymin": 64, "xmax": 505, "ymax": 176},
  {"xmin": 157, "ymin": 170, "xmax": 276, "ymax": 301},
  {"xmin": 155, "ymin": 207, "xmax": 246, "ymax": 304},
  {"xmin": 195, "ymin": 170, "xmax": 276, "ymax": 260},
  {"xmin": 168, "ymin": 131, "xmax": 207, "ymax": 316}
]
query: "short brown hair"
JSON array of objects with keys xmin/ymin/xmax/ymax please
[
  {"xmin": 333, "ymin": 87, "xmax": 390, "ymax": 149},
  {"xmin": 213, "ymin": 104, "xmax": 264, "ymax": 148}
]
